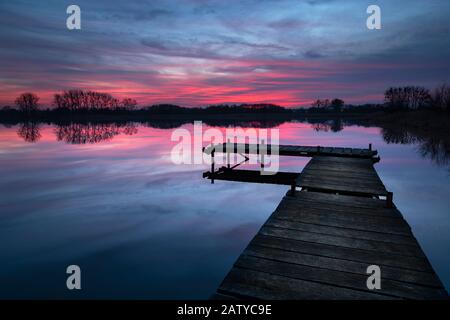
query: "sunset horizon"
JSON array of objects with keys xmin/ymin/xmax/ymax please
[
  {"xmin": 1, "ymin": 0, "xmax": 450, "ymax": 309},
  {"xmin": 1, "ymin": 0, "xmax": 449, "ymax": 107}
]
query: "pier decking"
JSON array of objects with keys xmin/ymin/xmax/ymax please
[
  {"xmin": 297, "ymin": 156, "xmax": 390, "ymax": 198},
  {"xmin": 203, "ymin": 142, "xmax": 379, "ymax": 160},
  {"xmin": 204, "ymin": 143, "xmax": 448, "ymax": 300}
]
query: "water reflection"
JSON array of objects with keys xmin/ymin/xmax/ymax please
[
  {"xmin": 310, "ymin": 119, "xmax": 344, "ymax": 133},
  {"xmin": 17, "ymin": 122, "xmax": 41, "ymax": 143},
  {"xmin": 54, "ymin": 123, "xmax": 138, "ymax": 144},
  {"xmin": 11, "ymin": 119, "xmax": 450, "ymax": 166},
  {"xmin": 0, "ymin": 121, "xmax": 449, "ymax": 298},
  {"xmin": 382, "ymin": 126, "xmax": 450, "ymax": 166}
]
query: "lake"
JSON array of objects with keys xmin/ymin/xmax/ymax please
[{"xmin": 0, "ymin": 120, "xmax": 449, "ymax": 299}]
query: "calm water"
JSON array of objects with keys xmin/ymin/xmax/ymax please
[{"xmin": 0, "ymin": 121, "xmax": 449, "ymax": 298}]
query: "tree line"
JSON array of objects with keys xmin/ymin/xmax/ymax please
[
  {"xmin": 4, "ymin": 84, "xmax": 450, "ymax": 114},
  {"xmin": 384, "ymin": 84, "xmax": 450, "ymax": 110},
  {"xmin": 11, "ymin": 90, "xmax": 137, "ymax": 113},
  {"xmin": 310, "ymin": 98, "xmax": 345, "ymax": 112},
  {"xmin": 54, "ymin": 90, "xmax": 137, "ymax": 111},
  {"xmin": 308, "ymin": 84, "xmax": 450, "ymax": 112}
]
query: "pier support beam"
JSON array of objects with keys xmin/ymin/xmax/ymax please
[
  {"xmin": 387, "ymin": 191, "xmax": 393, "ymax": 208},
  {"xmin": 227, "ymin": 139, "xmax": 230, "ymax": 169},
  {"xmin": 260, "ymin": 139, "xmax": 265, "ymax": 172},
  {"xmin": 289, "ymin": 180, "xmax": 296, "ymax": 197},
  {"xmin": 211, "ymin": 149, "xmax": 215, "ymax": 184}
]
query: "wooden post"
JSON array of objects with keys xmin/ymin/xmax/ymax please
[
  {"xmin": 369, "ymin": 143, "xmax": 372, "ymax": 151},
  {"xmin": 227, "ymin": 139, "xmax": 230, "ymax": 169},
  {"xmin": 211, "ymin": 149, "xmax": 215, "ymax": 184},
  {"xmin": 387, "ymin": 192, "xmax": 393, "ymax": 208},
  {"xmin": 289, "ymin": 180, "xmax": 296, "ymax": 197},
  {"xmin": 260, "ymin": 139, "xmax": 265, "ymax": 171}
]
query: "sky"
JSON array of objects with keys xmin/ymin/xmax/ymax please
[{"xmin": 0, "ymin": 0, "xmax": 449, "ymax": 107}]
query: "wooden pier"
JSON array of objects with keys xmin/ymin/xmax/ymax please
[
  {"xmin": 204, "ymin": 143, "xmax": 448, "ymax": 300},
  {"xmin": 203, "ymin": 142, "xmax": 379, "ymax": 160}
]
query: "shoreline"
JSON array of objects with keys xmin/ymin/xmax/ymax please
[{"xmin": 1, "ymin": 109, "xmax": 449, "ymax": 132}]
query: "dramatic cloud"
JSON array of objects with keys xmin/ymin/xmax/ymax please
[{"xmin": 0, "ymin": 0, "xmax": 449, "ymax": 107}]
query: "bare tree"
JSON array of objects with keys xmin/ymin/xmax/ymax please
[
  {"xmin": 384, "ymin": 86, "xmax": 431, "ymax": 110},
  {"xmin": 311, "ymin": 99, "xmax": 331, "ymax": 109},
  {"xmin": 331, "ymin": 98, "xmax": 344, "ymax": 112},
  {"xmin": 15, "ymin": 93, "xmax": 39, "ymax": 113},
  {"xmin": 53, "ymin": 90, "xmax": 132, "ymax": 111},
  {"xmin": 121, "ymin": 98, "xmax": 137, "ymax": 110},
  {"xmin": 432, "ymin": 84, "xmax": 450, "ymax": 110},
  {"xmin": 311, "ymin": 99, "xmax": 322, "ymax": 108},
  {"xmin": 17, "ymin": 122, "xmax": 41, "ymax": 142}
]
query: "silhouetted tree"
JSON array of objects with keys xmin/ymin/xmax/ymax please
[
  {"xmin": 432, "ymin": 84, "xmax": 450, "ymax": 110},
  {"xmin": 15, "ymin": 93, "xmax": 39, "ymax": 113},
  {"xmin": 17, "ymin": 122, "xmax": 41, "ymax": 142},
  {"xmin": 121, "ymin": 98, "xmax": 137, "ymax": 110},
  {"xmin": 311, "ymin": 119, "xmax": 343, "ymax": 132},
  {"xmin": 384, "ymin": 86, "xmax": 431, "ymax": 110},
  {"xmin": 53, "ymin": 90, "xmax": 123, "ymax": 111},
  {"xmin": 54, "ymin": 122, "xmax": 138, "ymax": 144},
  {"xmin": 381, "ymin": 125, "xmax": 450, "ymax": 166},
  {"xmin": 55, "ymin": 123, "xmax": 120, "ymax": 144},
  {"xmin": 311, "ymin": 99, "xmax": 330, "ymax": 109},
  {"xmin": 146, "ymin": 104, "xmax": 185, "ymax": 114},
  {"xmin": 331, "ymin": 98, "xmax": 344, "ymax": 112},
  {"xmin": 122, "ymin": 123, "xmax": 138, "ymax": 135},
  {"xmin": 312, "ymin": 123, "xmax": 330, "ymax": 132}
]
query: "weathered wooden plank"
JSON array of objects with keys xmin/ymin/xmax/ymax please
[
  {"xmin": 297, "ymin": 180, "xmax": 388, "ymax": 196},
  {"xmin": 298, "ymin": 177, "xmax": 388, "ymax": 194},
  {"xmin": 295, "ymin": 146, "xmax": 315, "ymax": 153},
  {"xmin": 321, "ymin": 147, "xmax": 334, "ymax": 154},
  {"xmin": 328, "ymin": 147, "xmax": 341, "ymax": 153},
  {"xmin": 299, "ymin": 174, "xmax": 384, "ymax": 187},
  {"xmin": 208, "ymin": 169, "xmax": 298, "ymax": 185},
  {"xmin": 210, "ymin": 293, "xmax": 239, "ymax": 300},
  {"xmin": 300, "ymin": 172, "xmax": 382, "ymax": 184},
  {"xmin": 305, "ymin": 164, "xmax": 378, "ymax": 173},
  {"xmin": 304, "ymin": 164, "xmax": 380, "ymax": 177},
  {"xmin": 265, "ymin": 218, "xmax": 417, "ymax": 246},
  {"xmin": 288, "ymin": 191, "xmax": 395, "ymax": 210},
  {"xmin": 293, "ymin": 191, "xmax": 384, "ymax": 207},
  {"xmin": 244, "ymin": 243, "xmax": 442, "ymax": 288},
  {"xmin": 252, "ymin": 234, "xmax": 434, "ymax": 272},
  {"xmin": 280, "ymin": 197, "xmax": 402, "ymax": 218},
  {"xmin": 219, "ymin": 268, "xmax": 391, "ymax": 300},
  {"xmin": 274, "ymin": 207, "xmax": 412, "ymax": 235},
  {"xmin": 300, "ymin": 180, "xmax": 384, "ymax": 191},
  {"xmin": 306, "ymin": 163, "xmax": 381, "ymax": 174},
  {"xmin": 204, "ymin": 143, "xmax": 377, "ymax": 159},
  {"xmin": 297, "ymin": 156, "xmax": 388, "ymax": 195},
  {"xmin": 312, "ymin": 156, "xmax": 374, "ymax": 164},
  {"xmin": 260, "ymin": 226, "xmax": 425, "ymax": 258},
  {"xmin": 276, "ymin": 199, "xmax": 400, "ymax": 221},
  {"xmin": 234, "ymin": 255, "xmax": 447, "ymax": 299},
  {"xmin": 212, "ymin": 151, "xmax": 448, "ymax": 300},
  {"xmin": 343, "ymin": 148, "xmax": 353, "ymax": 155},
  {"xmin": 302, "ymin": 158, "xmax": 379, "ymax": 172},
  {"xmin": 299, "ymin": 170, "xmax": 383, "ymax": 183},
  {"xmin": 314, "ymin": 169, "xmax": 379, "ymax": 178}
]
